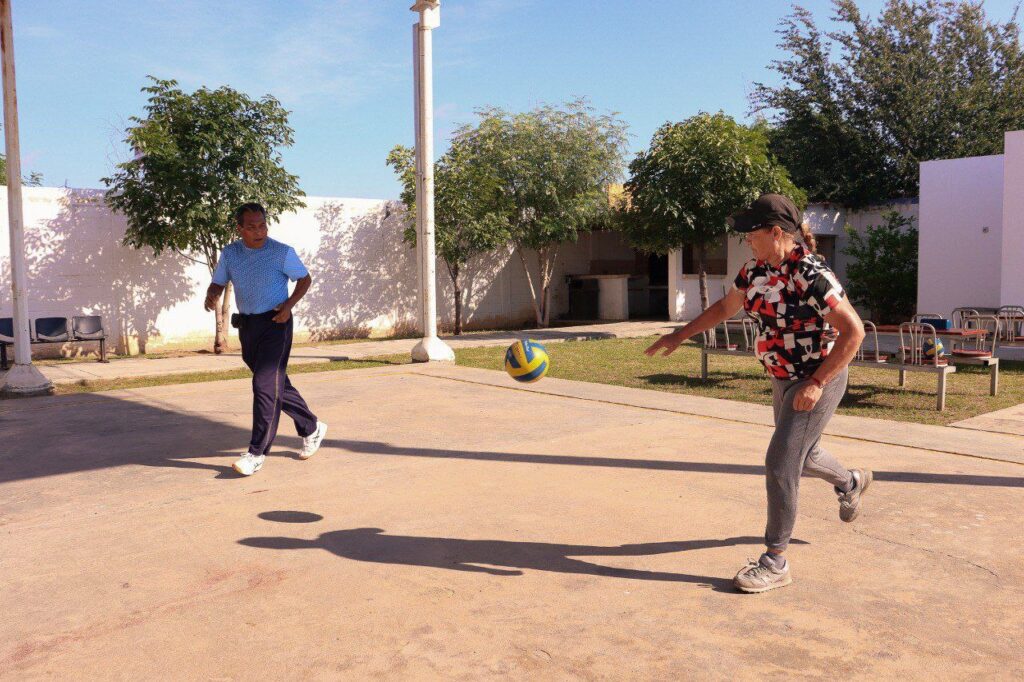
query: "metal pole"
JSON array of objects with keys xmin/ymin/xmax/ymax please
[
  {"xmin": 410, "ymin": 1, "xmax": 452, "ymax": 362},
  {"xmin": 412, "ymin": 23, "xmax": 424, "ymax": 335},
  {"xmin": 418, "ymin": 23, "xmax": 437, "ymax": 341},
  {"xmin": 1, "ymin": 0, "xmax": 51, "ymax": 394}
]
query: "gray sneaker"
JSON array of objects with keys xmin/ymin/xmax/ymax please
[
  {"xmin": 733, "ymin": 556, "xmax": 793, "ymax": 594},
  {"xmin": 837, "ymin": 469, "xmax": 873, "ymax": 522}
]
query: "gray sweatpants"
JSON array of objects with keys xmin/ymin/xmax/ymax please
[{"xmin": 765, "ymin": 367, "xmax": 853, "ymax": 552}]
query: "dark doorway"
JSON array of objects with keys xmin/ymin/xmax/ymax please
[
  {"xmin": 648, "ymin": 253, "xmax": 668, "ymax": 286},
  {"xmin": 816, "ymin": 235, "xmax": 837, "ymax": 267},
  {"xmin": 630, "ymin": 253, "xmax": 669, "ymax": 320}
]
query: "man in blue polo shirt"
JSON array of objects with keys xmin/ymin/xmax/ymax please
[{"xmin": 204, "ymin": 202, "xmax": 327, "ymax": 476}]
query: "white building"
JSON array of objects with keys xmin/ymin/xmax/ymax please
[{"xmin": 918, "ymin": 130, "xmax": 1024, "ymax": 315}]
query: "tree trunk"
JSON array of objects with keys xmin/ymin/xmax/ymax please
[
  {"xmin": 517, "ymin": 248, "xmax": 544, "ymax": 327},
  {"xmin": 697, "ymin": 249, "xmax": 712, "ymax": 347},
  {"xmin": 450, "ymin": 263, "xmax": 463, "ymax": 336},
  {"xmin": 697, "ymin": 245, "xmax": 710, "ymax": 312},
  {"xmin": 215, "ymin": 282, "xmax": 232, "ymax": 354},
  {"xmin": 540, "ymin": 245, "xmax": 560, "ymax": 328}
]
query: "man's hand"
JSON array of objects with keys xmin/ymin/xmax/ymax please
[
  {"xmin": 272, "ymin": 304, "xmax": 292, "ymax": 323},
  {"xmin": 204, "ymin": 285, "xmax": 224, "ymax": 312},
  {"xmin": 644, "ymin": 331, "xmax": 685, "ymax": 357},
  {"xmin": 792, "ymin": 382, "xmax": 823, "ymax": 411}
]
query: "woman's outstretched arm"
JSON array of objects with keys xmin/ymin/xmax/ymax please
[{"xmin": 645, "ymin": 287, "xmax": 746, "ymax": 357}]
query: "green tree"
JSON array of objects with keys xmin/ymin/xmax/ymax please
[
  {"xmin": 753, "ymin": 1, "xmax": 1024, "ymax": 208},
  {"xmin": 471, "ymin": 100, "xmax": 629, "ymax": 327},
  {"xmin": 0, "ymin": 122, "xmax": 44, "ymax": 186},
  {"xmin": 621, "ymin": 113, "xmax": 804, "ymax": 311},
  {"xmin": 842, "ymin": 211, "xmax": 919, "ymax": 324},
  {"xmin": 387, "ymin": 129, "xmax": 511, "ymax": 335},
  {"xmin": 103, "ymin": 77, "xmax": 305, "ymax": 353}
]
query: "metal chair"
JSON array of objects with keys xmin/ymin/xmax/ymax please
[
  {"xmin": 949, "ymin": 314, "xmax": 1000, "ymax": 395},
  {"xmin": 0, "ymin": 317, "xmax": 13, "ymax": 370},
  {"xmin": 72, "ymin": 315, "xmax": 109, "ymax": 363},
  {"xmin": 951, "ymin": 307, "xmax": 980, "ymax": 328},
  {"xmin": 949, "ymin": 308, "xmax": 980, "ymax": 349},
  {"xmin": 853, "ymin": 321, "xmax": 889, "ymax": 363},
  {"xmin": 997, "ymin": 306, "xmax": 1024, "ymax": 344},
  {"xmin": 897, "ymin": 322, "xmax": 956, "ymax": 411},
  {"xmin": 32, "ymin": 317, "xmax": 72, "ymax": 342}
]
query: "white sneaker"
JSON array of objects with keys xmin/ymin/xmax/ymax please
[
  {"xmin": 299, "ymin": 421, "xmax": 328, "ymax": 460},
  {"xmin": 233, "ymin": 452, "xmax": 265, "ymax": 476}
]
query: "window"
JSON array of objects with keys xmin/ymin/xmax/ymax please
[{"xmin": 682, "ymin": 238, "xmax": 728, "ymax": 275}]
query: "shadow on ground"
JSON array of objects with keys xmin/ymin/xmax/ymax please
[
  {"xmin": 1, "ymin": 394, "xmax": 1020, "ymax": 490},
  {"xmin": 329, "ymin": 439, "xmax": 1024, "ymax": 488},
  {"xmin": 640, "ymin": 373, "xmax": 744, "ymax": 390},
  {"xmin": 240, "ymin": 525, "xmax": 795, "ymax": 591}
]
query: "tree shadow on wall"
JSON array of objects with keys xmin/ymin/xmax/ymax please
[
  {"xmin": 435, "ymin": 247, "xmax": 516, "ymax": 332},
  {"xmin": 301, "ymin": 201, "xmax": 419, "ymax": 341},
  {"xmin": 15, "ymin": 191, "xmax": 195, "ymax": 355}
]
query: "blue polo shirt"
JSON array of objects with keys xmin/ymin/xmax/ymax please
[{"xmin": 211, "ymin": 238, "xmax": 309, "ymax": 314}]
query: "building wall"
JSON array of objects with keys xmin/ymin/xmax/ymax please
[
  {"xmin": 918, "ymin": 154, "xmax": 1005, "ymax": 316},
  {"xmin": 0, "ymin": 188, "xmax": 635, "ymax": 356},
  {"xmin": 1000, "ymin": 131, "xmax": 1024, "ymax": 307}
]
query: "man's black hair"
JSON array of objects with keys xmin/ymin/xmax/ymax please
[{"xmin": 235, "ymin": 202, "xmax": 267, "ymax": 225}]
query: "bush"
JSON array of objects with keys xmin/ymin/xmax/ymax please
[{"xmin": 842, "ymin": 212, "xmax": 918, "ymax": 324}]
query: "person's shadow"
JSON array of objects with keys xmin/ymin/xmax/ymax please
[{"xmin": 239, "ymin": 527, "xmax": 806, "ymax": 591}]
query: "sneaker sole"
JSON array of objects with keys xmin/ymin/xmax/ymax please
[
  {"xmin": 299, "ymin": 423, "xmax": 328, "ymax": 460},
  {"xmin": 734, "ymin": 572, "xmax": 794, "ymax": 594},
  {"xmin": 841, "ymin": 469, "xmax": 873, "ymax": 522}
]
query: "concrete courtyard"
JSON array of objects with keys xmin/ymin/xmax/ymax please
[{"xmin": 2, "ymin": 363, "xmax": 1023, "ymax": 680}]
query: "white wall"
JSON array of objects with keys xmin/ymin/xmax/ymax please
[
  {"xmin": 918, "ymin": 154, "xmax": 1005, "ymax": 316},
  {"xmin": 1000, "ymin": 131, "xmax": 1024, "ymax": 307},
  {"xmin": 0, "ymin": 188, "xmax": 635, "ymax": 355}
]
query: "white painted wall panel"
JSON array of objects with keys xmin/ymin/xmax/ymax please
[
  {"xmin": 0, "ymin": 188, "xmax": 635, "ymax": 355},
  {"xmin": 918, "ymin": 155, "xmax": 1004, "ymax": 316}
]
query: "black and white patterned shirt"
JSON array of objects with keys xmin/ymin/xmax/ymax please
[{"xmin": 733, "ymin": 245, "xmax": 846, "ymax": 381}]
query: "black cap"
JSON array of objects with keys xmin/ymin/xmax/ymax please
[{"xmin": 728, "ymin": 194, "xmax": 802, "ymax": 234}]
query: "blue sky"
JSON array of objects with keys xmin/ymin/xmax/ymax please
[{"xmin": 11, "ymin": 0, "xmax": 1023, "ymax": 199}]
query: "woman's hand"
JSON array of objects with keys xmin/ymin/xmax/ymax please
[
  {"xmin": 644, "ymin": 331, "xmax": 686, "ymax": 357},
  {"xmin": 792, "ymin": 382, "xmax": 823, "ymax": 411}
]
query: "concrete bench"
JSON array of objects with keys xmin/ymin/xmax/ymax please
[
  {"xmin": 700, "ymin": 320, "xmax": 957, "ymax": 411},
  {"xmin": 699, "ymin": 318, "xmax": 758, "ymax": 379},
  {"xmin": 853, "ymin": 321, "xmax": 956, "ymax": 411}
]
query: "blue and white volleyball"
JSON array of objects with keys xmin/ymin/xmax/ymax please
[
  {"xmin": 504, "ymin": 339, "xmax": 550, "ymax": 383},
  {"xmin": 922, "ymin": 338, "xmax": 944, "ymax": 359}
]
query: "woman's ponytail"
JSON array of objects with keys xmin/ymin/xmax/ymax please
[{"xmin": 799, "ymin": 222, "xmax": 817, "ymax": 254}]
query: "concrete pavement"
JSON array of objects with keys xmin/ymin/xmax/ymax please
[{"xmin": 2, "ymin": 363, "xmax": 1022, "ymax": 679}]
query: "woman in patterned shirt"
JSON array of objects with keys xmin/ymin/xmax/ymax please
[{"xmin": 645, "ymin": 194, "xmax": 872, "ymax": 594}]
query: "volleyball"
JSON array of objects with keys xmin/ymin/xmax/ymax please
[
  {"xmin": 504, "ymin": 339, "xmax": 550, "ymax": 383},
  {"xmin": 922, "ymin": 338, "xmax": 944, "ymax": 359}
]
